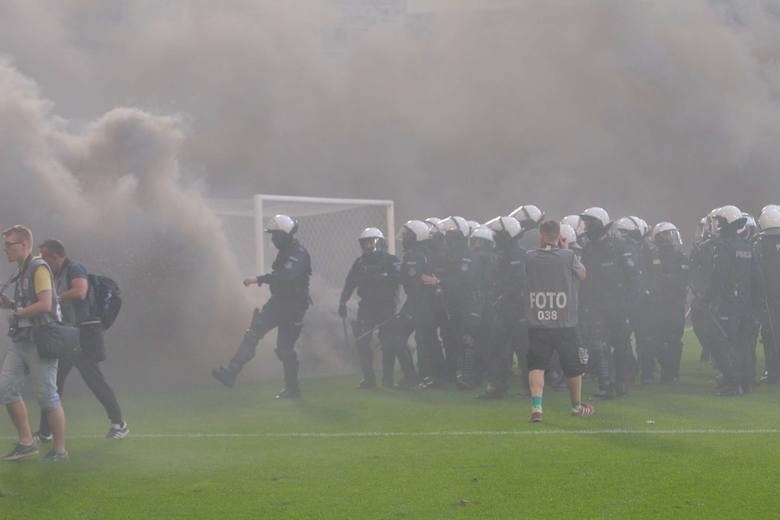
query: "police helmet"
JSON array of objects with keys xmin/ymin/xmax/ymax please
[
  {"xmin": 424, "ymin": 217, "xmax": 445, "ymax": 236},
  {"xmin": 712, "ymin": 205, "xmax": 746, "ymax": 234},
  {"xmin": 508, "ymin": 205, "xmax": 544, "ymax": 230},
  {"xmin": 561, "ymin": 215, "xmax": 584, "ymax": 237},
  {"xmin": 485, "ymin": 216, "xmax": 522, "ymax": 238},
  {"xmin": 580, "ymin": 207, "xmax": 610, "ymax": 227},
  {"xmin": 758, "ymin": 208, "xmax": 780, "ymax": 231},
  {"xmin": 398, "ymin": 220, "xmax": 431, "ymax": 243},
  {"xmin": 358, "ymin": 227, "xmax": 385, "ymax": 253},
  {"xmin": 761, "ymin": 204, "xmax": 779, "ymax": 214},
  {"xmin": 738, "ymin": 213, "xmax": 757, "ymax": 240},
  {"xmin": 469, "ymin": 226, "xmax": 495, "ymax": 250},
  {"xmin": 265, "ymin": 214, "xmax": 298, "ymax": 235},
  {"xmin": 580, "ymin": 207, "xmax": 610, "ymax": 238},
  {"xmin": 559, "ymin": 224, "xmax": 577, "ymax": 247},
  {"xmin": 466, "ymin": 220, "xmax": 481, "ymax": 236},
  {"xmin": 652, "ymin": 222, "xmax": 682, "ymax": 247},
  {"xmin": 630, "ymin": 216, "xmax": 649, "ymax": 237},
  {"xmin": 439, "ymin": 216, "xmax": 470, "ymax": 238}
]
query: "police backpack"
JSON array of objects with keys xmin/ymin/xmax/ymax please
[{"xmin": 88, "ymin": 274, "xmax": 122, "ymax": 330}]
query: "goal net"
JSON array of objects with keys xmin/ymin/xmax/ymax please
[{"xmin": 208, "ymin": 194, "xmax": 395, "ymax": 288}]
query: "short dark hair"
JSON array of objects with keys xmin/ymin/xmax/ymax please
[
  {"xmin": 39, "ymin": 239, "xmax": 67, "ymax": 257},
  {"xmin": 2, "ymin": 225, "xmax": 33, "ymax": 245},
  {"xmin": 539, "ymin": 220, "xmax": 560, "ymax": 241}
]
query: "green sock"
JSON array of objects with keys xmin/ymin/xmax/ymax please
[
  {"xmin": 531, "ymin": 395, "xmax": 543, "ymax": 410},
  {"xmin": 571, "ymin": 400, "xmax": 581, "ymax": 410}
]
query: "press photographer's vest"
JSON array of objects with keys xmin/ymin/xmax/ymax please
[{"xmin": 11, "ymin": 256, "xmax": 61, "ymax": 340}]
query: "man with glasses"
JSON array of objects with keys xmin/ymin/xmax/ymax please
[{"xmin": 0, "ymin": 225, "xmax": 68, "ymax": 462}]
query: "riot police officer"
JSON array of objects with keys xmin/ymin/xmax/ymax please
[
  {"xmin": 458, "ymin": 226, "xmax": 499, "ymax": 389},
  {"xmin": 637, "ymin": 222, "xmax": 689, "ymax": 383},
  {"xmin": 395, "ymin": 220, "xmax": 438, "ymax": 387},
  {"xmin": 689, "ymin": 211, "xmax": 719, "ymax": 365},
  {"xmin": 756, "ymin": 208, "xmax": 780, "ymax": 384},
  {"xmin": 509, "ymin": 204, "xmax": 545, "ymax": 251},
  {"xmin": 704, "ymin": 205, "xmax": 757, "ymax": 395},
  {"xmin": 339, "ymin": 228, "xmax": 408, "ymax": 389},
  {"xmin": 484, "ymin": 215, "xmax": 529, "ymax": 399},
  {"xmin": 212, "ymin": 214, "xmax": 311, "ymax": 399},
  {"xmin": 579, "ymin": 207, "xmax": 640, "ymax": 398},
  {"xmin": 437, "ymin": 216, "xmax": 473, "ymax": 385}
]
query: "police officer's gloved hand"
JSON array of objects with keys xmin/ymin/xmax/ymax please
[{"xmin": 338, "ymin": 303, "xmax": 347, "ymax": 318}]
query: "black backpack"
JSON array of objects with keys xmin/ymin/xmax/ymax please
[{"xmin": 88, "ymin": 274, "xmax": 122, "ymax": 330}]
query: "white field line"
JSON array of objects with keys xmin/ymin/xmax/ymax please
[{"xmin": 3, "ymin": 429, "xmax": 779, "ymax": 441}]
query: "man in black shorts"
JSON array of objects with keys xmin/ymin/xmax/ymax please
[{"xmin": 525, "ymin": 220, "xmax": 593, "ymax": 423}]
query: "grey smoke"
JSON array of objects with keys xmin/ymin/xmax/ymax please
[{"xmin": 2, "ymin": 0, "xmax": 780, "ymax": 389}]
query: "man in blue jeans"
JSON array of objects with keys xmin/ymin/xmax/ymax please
[{"xmin": 0, "ymin": 225, "xmax": 68, "ymax": 462}]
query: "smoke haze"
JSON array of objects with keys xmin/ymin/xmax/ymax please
[{"xmin": 1, "ymin": 0, "xmax": 780, "ymax": 389}]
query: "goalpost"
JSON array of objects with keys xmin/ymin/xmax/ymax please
[{"xmin": 209, "ymin": 194, "xmax": 395, "ymax": 288}]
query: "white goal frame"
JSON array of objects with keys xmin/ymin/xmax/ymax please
[{"xmin": 210, "ymin": 194, "xmax": 395, "ymax": 274}]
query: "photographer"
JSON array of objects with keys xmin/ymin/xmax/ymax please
[
  {"xmin": 0, "ymin": 225, "xmax": 68, "ymax": 462},
  {"xmin": 34, "ymin": 240, "xmax": 127, "ymax": 441}
]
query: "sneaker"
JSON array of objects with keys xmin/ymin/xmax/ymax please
[
  {"xmin": 3, "ymin": 443, "xmax": 39, "ymax": 461},
  {"xmin": 33, "ymin": 431, "xmax": 52, "ymax": 443},
  {"xmin": 41, "ymin": 449, "xmax": 69, "ymax": 463},
  {"xmin": 530, "ymin": 410, "xmax": 543, "ymax": 423},
  {"xmin": 106, "ymin": 422, "xmax": 130, "ymax": 439},
  {"xmin": 275, "ymin": 388, "xmax": 301, "ymax": 400},
  {"xmin": 211, "ymin": 366, "xmax": 236, "ymax": 388},
  {"xmin": 571, "ymin": 403, "xmax": 595, "ymax": 417}
]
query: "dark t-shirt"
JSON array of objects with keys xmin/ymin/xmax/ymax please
[{"xmin": 55, "ymin": 259, "xmax": 90, "ymax": 325}]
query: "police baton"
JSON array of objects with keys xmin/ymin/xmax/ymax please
[{"xmin": 354, "ymin": 313, "xmax": 399, "ymax": 343}]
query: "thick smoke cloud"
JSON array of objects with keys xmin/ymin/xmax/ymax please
[{"xmin": 1, "ymin": 1, "xmax": 780, "ymax": 389}]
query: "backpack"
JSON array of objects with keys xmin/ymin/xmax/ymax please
[{"xmin": 88, "ymin": 274, "xmax": 122, "ymax": 330}]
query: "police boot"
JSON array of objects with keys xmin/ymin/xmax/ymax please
[
  {"xmin": 211, "ymin": 366, "xmax": 237, "ymax": 388},
  {"xmin": 356, "ymin": 343, "xmax": 376, "ymax": 389},
  {"xmin": 218, "ymin": 329, "xmax": 262, "ymax": 387},
  {"xmin": 457, "ymin": 340, "xmax": 477, "ymax": 390},
  {"xmin": 395, "ymin": 343, "xmax": 419, "ymax": 387},
  {"xmin": 277, "ymin": 355, "xmax": 301, "ymax": 399},
  {"xmin": 593, "ymin": 349, "xmax": 614, "ymax": 399},
  {"xmin": 381, "ymin": 348, "xmax": 395, "ymax": 388},
  {"xmin": 476, "ymin": 382, "xmax": 506, "ymax": 400}
]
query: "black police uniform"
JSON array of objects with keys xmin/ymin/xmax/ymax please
[
  {"xmin": 705, "ymin": 232, "xmax": 758, "ymax": 393},
  {"xmin": 689, "ymin": 237, "xmax": 718, "ymax": 363},
  {"xmin": 225, "ymin": 238, "xmax": 311, "ymax": 393},
  {"xmin": 580, "ymin": 233, "xmax": 640, "ymax": 397},
  {"xmin": 396, "ymin": 241, "xmax": 439, "ymax": 384},
  {"xmin": 637, "ymin": 243, "xmax": 689, "ymax": 382},
  {"xmin": 754, "ymin": 229, "xmax": 780, "ymax": 382},
  {"xmin": 458, "ymin": 245, "xmax": 499, "ymax": 389},
  {"xmin": 438, "ymin": 239, "xmax": 472, "ymax": 384},
  {"xmin": 490, "ymin": 238, "xmax": 529, "ymax": 396},
  {"xmin": 339, "ymin": 250, "xmax": 409, "ymax": 387}
]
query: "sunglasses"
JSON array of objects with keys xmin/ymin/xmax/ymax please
[{"xmin": 3, "ymin": 241, "xmax": 23, "ymax": 249}]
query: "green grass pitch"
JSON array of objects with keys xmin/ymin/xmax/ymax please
[{"xmin": 2, "ymin": 332, "xmax": 779, "ymax": 519}]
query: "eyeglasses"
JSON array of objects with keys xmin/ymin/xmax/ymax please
[{"xmin": 3, "ymin": 241, "xmax": 22, "ymax": 249}]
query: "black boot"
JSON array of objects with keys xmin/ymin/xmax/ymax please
[
  {"xmin": 277, "ymin": 358, "xmax": 301, "ymax": 399},
  {"xmin": 212, "ymin": 366, "xmax": 237, "ymax": 388},
  {"xmin": 381, "ymin": 348, "xmax": 395, "ymax": 387}
]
